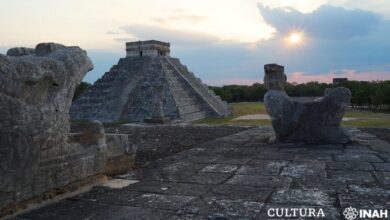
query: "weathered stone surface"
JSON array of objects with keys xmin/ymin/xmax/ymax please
[
  {"xmin": 14, "ymin": 127, "xmax": 390, "ymax": 219},
  {"xmin": 263, "ymin": 63, "xmax": 352, "ymax": 144},
  {"xmin": 372, "ymin": 163, "xmax": 390, "ymax": 171},
  {"xmin": 184, "ymin": 173, "xmax": 232, "ymax": 185},
  {"xmin": 328, "ymin": 171, "xmax": 376, "ymax": 183},
  {"xmin": 264, "ymin": 63, "xmax": 287, "ymax": 91},
  {"xmin": 128, "ymin": 193, "xmax": 196, "ymax": 210},
  {"xmin": 269, "ymin": 189, "xmax": 335, "ymax": 206},
  {"xmin": 290, "ymin": 176, "xmax": 348, "ymax": 193},
  {"xmin": 19, "ymin": 199, "xmax": 174, "ymax": 220},
  {"xmin": 326, "ymin": 162, "xmax": 375, "ymax": 171},
  {"xmin": 104, "ymin": 133, "xmax": 137, "ymax": 175},
  {"xmin": 162, "ymin": 183, "xmax": 213, "ymax": 196},
  {"xmin": 98, "ymin": 124, "xmax": 248, "ymax": 167},
  {"xmin": 281, "ymin": 161, "xmax": 326, "ymax": 178},
  {"xmin": 125, "ymin": 180, "xmax": 175, "ymax": 194},
  {"xmin": 6, "ymin": 47, "xmax": 35, "ymax": 56},
  {"xmin": 227, "ymin": 174, "xmax": 292, "ymax": 188},
  {"xmin": 182, "ymin": 197, "xmax": 264, "ymax": 219},
  {"xmin": 200, "ymin": 164, "xmax": 238, "ymax": 173},
  {"xmin": 335, "ymin": 153, "xmax": 383, "ymax": 162},
  {"xmin": 339, "ymin": 185, "xmax": 390, "ymax": 209},
  {"xmin": 207, "ymin": 184, "xmax": 272, "ymax": 202},
  {"xmin": 374, "ymin": 171, "xmax": 390, "ymax": 186},
  {"xmin": 35, "ymin": 42, "xmax": 66, "ymax": 56},
  {"xmin": 70, "ymin": 41, "xmax": 230, "ymax": 123},
  {"xmin": 0, "ymin": 43, "xmax": 98, "ymax": 211},
  {"xmin": 72, "ymin": 186, "xmax": 143, "ymax": 205},
  {"xmin": 68, "ymin": 120, "xmax": 105, "ymax": 147},
  {"xmin": 237, "ymin": 161, "xmax": 287, "ymax": 175}
]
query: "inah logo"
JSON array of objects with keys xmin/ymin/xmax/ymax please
[
  {"xmin": 343, "ymin": 206, "xmax": 388, "ymax": 219},
  {"xmin": 343, "ymin": 207, "xmax": 358, "ymax": 220}
]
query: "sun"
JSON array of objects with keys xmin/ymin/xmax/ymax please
[{"xmin": 287, "ymin": 32, "xmax": 304, "ymax": 45}]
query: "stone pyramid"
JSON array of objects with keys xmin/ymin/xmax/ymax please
[{"xmin": 70, "ymin": 40, "xmax": 231, "ymax": 123}]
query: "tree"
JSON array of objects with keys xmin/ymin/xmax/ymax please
[
  {"xmin": 73, "ymin": 81, "xmax": 92, "ymax": 100},
  {"xmin": 209, "ymin": 80, "xmax": 390, "ymax": 112}
]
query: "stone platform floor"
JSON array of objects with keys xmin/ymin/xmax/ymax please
[
  {"xmin": 232, "ymin": 114, "xmax": 356, "ymax": 121},
  {"xmin": 13, "ymin": 126, "xmax": 390, "ymax": 220}
]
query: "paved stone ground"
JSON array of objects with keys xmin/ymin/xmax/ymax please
[
  {"xmin": 13, "ymin": 126, "xmax": 390, "ymax": 220},
  {"xmin": 232, "ymin": 114, "xmax": 356, "ymax": 121}
]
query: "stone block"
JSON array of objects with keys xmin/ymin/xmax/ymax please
[
  {"xmin": 335, "ymin": 153, "xmax": 383, "ymax": 162},
  {"xmin": 269, "ymin": 189, "xmax": 335, "ymax": 206},
  {"xmin": 104, "ymin": 134, "xmax": 137, "ymax": 175},
  {"xmin": 326, "ymin": 162, "xmax": 375, "ymax": 171},
  {"xmin": 184, "ymin": 173, "xmax": 232, "ymax": 185},
  {"xmin": 128, "ymin": 193, "xmax": 196, "ymax": 211}
]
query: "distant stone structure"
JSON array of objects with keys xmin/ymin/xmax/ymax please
[
  {"xmin": 70, "ymin": 40, "xmax": 231, "ymax": 123},
  {"xmin": 264, "ymin": 64, "xmax": 351, "ymax": 144},
  {"xmin": 333, "ymin": 78, "xmax": 348, "ymax": 85},
  {"xmin": 126, "ymin": 40, "xmax": 170, "ymax": 57},
  {"xmin": 0, "ymin": 43, "xmax": 136, "ymax": 214}
]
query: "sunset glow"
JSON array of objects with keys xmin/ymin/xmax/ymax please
[
  {"xmin": 287, "ymin": 32, "xmax": 304, "ymax": 45},
  {"xmin": 0, "ymin": 0, "xmax": 389, "ymax": 85}
]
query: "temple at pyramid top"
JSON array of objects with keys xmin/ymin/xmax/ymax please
[
  {"xmin": 70, "ymin": 40, "xmax": 231, "ymax": 123},
  {"xmin": 126, "ymin": 40, "xmax": 170, "ymax": 57}
]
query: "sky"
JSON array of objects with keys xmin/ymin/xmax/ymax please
[{"xmin": 0, "ymin": 0, "xmax": 389, "ymax": 85}]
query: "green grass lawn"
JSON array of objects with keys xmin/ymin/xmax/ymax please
[{"xmin": 196, "ymin": 102, "xmax": 390, "ymax": 128}]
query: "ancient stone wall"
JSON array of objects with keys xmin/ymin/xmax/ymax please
[
  {"xmin": 103, "ymin": 124, "xmax": 249, "ymax": 166},
  {"xmin": 104, "ymin": 134, "xmax": 137, "ymax": 175}
]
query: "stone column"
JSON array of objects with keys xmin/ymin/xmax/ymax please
[{"xmin": 264, "ymin": 64, "xmax": 287, "ymax": 91}]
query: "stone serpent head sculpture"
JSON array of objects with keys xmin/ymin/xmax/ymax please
[{"xmin": 263, "ymin": 64, "xmax": 351, "ymax": 144}]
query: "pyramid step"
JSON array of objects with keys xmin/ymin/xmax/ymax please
[
  {"xmin": 172, "ymin": 97, "xmax": 196, "ymax": 103},
  {"xmin": 180, "ymin": 111, "xmax": 209, "ymax": 122},
  {"xmin": 177, "ymin": 104, "xmax": 204, "ymax": 114}
]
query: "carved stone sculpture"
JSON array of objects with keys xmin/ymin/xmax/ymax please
[
  {"xmin": 0, "ymin": 43, "xmax": 98, "ymax": 209},
  {"xmin": 263, "ymin": 64, "xmax": 351, "ymax": 144}
]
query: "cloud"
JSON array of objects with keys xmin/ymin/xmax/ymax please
[
  {"xmin": 113, "ymin": 37, "xmax": 137, "ymax": 42},
  {"xmin": 119, "ymin": 24, "xmax": 221, "ymax": 47},
  {"xmin": 288, "ymin": 70, "xmax": 390, "ymax": 83},
  {"xmin": 151, "ymin": 14, "xmax": 208, "ymax": 24},
  {"xmin": 81, "ymin": 4, "xmax": 390, "ymax": 86},
  {"xmin": 106, "ymin": 31, "xmax": 120, "ymax": 35},
  {"xmin": 258, "ymin": 4, "xmax": 381, "ymax": 39}
]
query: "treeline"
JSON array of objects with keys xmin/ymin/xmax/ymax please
[
  {"xmin": 340, "ymin": 80, "xmax": 390, "ymax": 111},
  {"xmin": 74, "ymin": 80, "xmax": 390, "ymax": 111},
  {"xmin": 210, "ymin": 82, "xmax": 329, "ymax": 102},
  {"xmin": 210, "ymin": 80, "xmax": 390, "ymax": 111}
]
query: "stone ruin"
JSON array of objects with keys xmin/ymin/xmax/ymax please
[
  {"xmin": 0, "ymin": 43, "xmax": 136, "ymax": 213},
  {"xmin": 263, "ymin": 64, "xmax": 352, "ymax": 144},
  {"xmin": 70, "ymin": 40, "xmax": 231, "ymax": 123}
]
